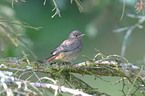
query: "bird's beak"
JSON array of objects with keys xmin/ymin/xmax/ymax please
[{"xmin": 81, "ymin": 34, "xmax": 85, "ymax": 36}]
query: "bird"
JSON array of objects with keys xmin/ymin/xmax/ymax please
[{"xmin": 46, "ymin": 30, "xmax": 85, "ymax": 62}]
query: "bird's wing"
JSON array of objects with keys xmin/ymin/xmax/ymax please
[{"xmin": 51, "ymin": 39, "xmax": 81, "ymax": 55}]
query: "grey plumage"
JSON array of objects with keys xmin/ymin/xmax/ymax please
[{"xmin": 46, "ymin": 30, "xmax": 85, "ymax": 62}]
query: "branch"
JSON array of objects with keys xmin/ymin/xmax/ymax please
[
  {"xmin": 0, "ymin": 53, "xmax": 144, "ymax": 96},
  {"xmin": 29, "ymin": 82, "xmax": 93, "ymax": 96},
  {"xmin": 114, "ymin": 14, "xmax": 145, "ymax": 57}
]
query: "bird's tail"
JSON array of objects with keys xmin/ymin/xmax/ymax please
[{"xmin": 45, "ymin": 55, "xmax": 56, "ymax": 62}]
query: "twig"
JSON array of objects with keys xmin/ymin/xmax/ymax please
[
  {"xmin": 37, "ymin": 77, "xmax": 57, "ymax": 84},
  {"xmin": 51, "ymin": 0, "xmax": 61, "ymax": 18},
  {"xmin": 11, "ymin": 0, "xmax": 26, "ymax": 8},
  {"xmin": 71, "ymin": 0, "xmax": 73, "ymax": 4},
  {"xmin": 120, "ymin": 0, "xmax": 125, "ymax": 21},
  {"xmin": 43, "ymin": 0, "xmax": 47, "ymax": 6},
  {"xmin": 1, "ymin": 38, "xmax": 4, "ymax": 58},
  {"xmin": 74, "ymin": 0, "xmax": 84, "ymax": 13},
  {"xmin": 121, "ymin": 24, "xmax": 136, "ymax": 57},
  {"xmin": 126, "ymin": 66, "xmax": 144, "ymax": 96}
]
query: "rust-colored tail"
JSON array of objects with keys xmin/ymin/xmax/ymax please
[{"xmin": 46, "ymin": 55, "xmax": 56, "ymax": 62}]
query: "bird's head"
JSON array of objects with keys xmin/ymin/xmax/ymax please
[{"xmin": 68, "ymin": 30, "xmax": 85, "ymax": 39}]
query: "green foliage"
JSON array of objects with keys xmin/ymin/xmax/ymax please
[{"xmin": 0, "ymin": 16, "xmax": 41, "ymax": 59}]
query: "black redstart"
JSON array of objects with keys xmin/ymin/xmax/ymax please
[{"xmin": 46, "ymin": 30, "xmax": 85, "ymax": 62}]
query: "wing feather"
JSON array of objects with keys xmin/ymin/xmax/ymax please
[{"xmin": 51, "ymin": 39, "xmax": 81, "ymax": 55}]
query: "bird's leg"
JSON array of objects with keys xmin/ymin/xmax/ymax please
[
  {"xmin": 63, "ymin": 62, "xmax": 67, "ymax": 66},
  {"xmin": 66, "ymin": 59, "xmax": 75, "ymax": 65}
]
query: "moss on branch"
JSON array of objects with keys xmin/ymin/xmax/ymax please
[{"xmin": 0, "ymin": 53, "xmax": 144, "ymax": 96}]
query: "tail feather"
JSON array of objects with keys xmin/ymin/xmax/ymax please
[{"xmin": 46, "ymin": 55, "xmax": 56, "ymax": 62}]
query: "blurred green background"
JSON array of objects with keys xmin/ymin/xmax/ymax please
[
  {"xmin": 2, "ymin": 0, "xmax": 145, "ymax": 64},
  {"xmin": 0, "ymin": 0, "xmax": 144, "ymax": 95}
]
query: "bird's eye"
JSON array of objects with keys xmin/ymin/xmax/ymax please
[{"xmin": 73, "ymin": 34, "xmax": 79, "ymax": 37}]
